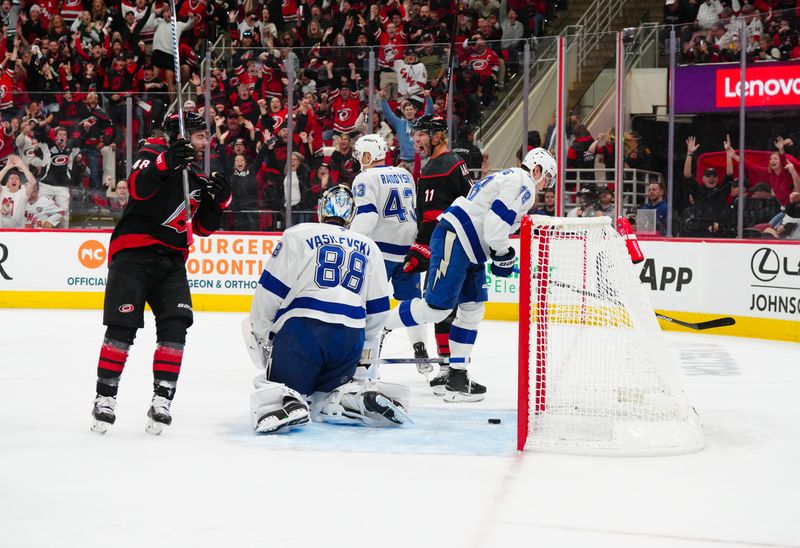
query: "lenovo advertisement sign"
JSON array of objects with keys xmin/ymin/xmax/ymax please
[{"xmin": 674, "ymin": 61, "xmax": 800, "ymax": 113}]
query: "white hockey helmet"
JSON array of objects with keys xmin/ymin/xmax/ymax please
[
  {"xmin": 353, "ymin": 134, "xmax": 388, "ymax": 168},
  {"xmin": 522, "ymin": 147, "xmax": 557, "ymax": 188},
  {"xmin": 318, "ymin": 185, "xmax": 356, "ymax": 227}
]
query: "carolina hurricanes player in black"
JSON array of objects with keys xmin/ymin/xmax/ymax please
[
  {"xmin": 403, "ymin": 115, "xmax": 473, "ymax": 394},
  {"xmin": 90, "ymin": 111, "xmax": 232, "ymax": 436}
]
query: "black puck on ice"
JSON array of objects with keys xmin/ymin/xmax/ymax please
[{"xmin": 488, "ymin": 418, "xmax": 501, "ymax": 424}]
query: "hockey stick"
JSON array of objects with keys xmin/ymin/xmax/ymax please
[
  {"xmin": 548, "ymin": 279, "xmax": 736, "ymax": 331},
  {"xmin": 378, "ymin": 357, "xmax": 450, "ymax": 365},
  {"xmin": 444, "ymin": 0, "xmax": 459, "ymax": 144},
  {"xmin": 169, "ymin": 0, "xmax": 192, "ymax": 222},
  {"xmin": 654, "ymin": 314, "xmax": 735, "ymax": 331}
]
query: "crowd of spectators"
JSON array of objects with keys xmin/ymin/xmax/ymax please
[
  {"xmin": 679, "ymin": 134, "xmax": 800, "ymax": 238},
  {"xmin": 0, "ymin": 0, "xmax": 556, "ymax": 230},
  {"xmin": 663, "ymin": 0, "xmax": 800, "ymax": 64}
]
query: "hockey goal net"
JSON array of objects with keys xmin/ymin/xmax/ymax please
[{"xmin": 517, "ymin": 215, "xmax": 704, "ymax": 455}]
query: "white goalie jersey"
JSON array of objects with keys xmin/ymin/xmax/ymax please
[
  {"xmin": 350, "ymin": 165, "xmax": 418, "ymax": 263},
  {"xmin": 440, "ymin": 167, "xmax": 536, "ymax": 264},
  {"xmin": 250, "ymin": 222, "xmax": 392, "ymax": 343}
]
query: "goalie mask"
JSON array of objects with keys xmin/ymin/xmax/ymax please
[
  {"xmin": 318, "ymin": 185, "xmax": 356, "ymax": 227},
  {"xmin": 522, "ymin": 147, "xmax": 557, "ymax": 189},
  {"xmin": 353, "ymin": 134, "xmax": 388, "ymax": 168}
]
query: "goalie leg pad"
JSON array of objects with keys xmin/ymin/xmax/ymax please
[
  {"xmin": 317, "ymin": 382, "xmax": 410, "ymax": 427},
  {"xmin": 250, "ymin": 381, "xmax": 310, "ymax": 433},
  {"xmin": 242, "ymin": 317, "xmax": 271, "ymax": 370}
]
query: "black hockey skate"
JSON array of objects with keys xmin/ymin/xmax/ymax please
[
  {"xmin": 429, "ymin": 365, "xmax": 449, "ymax": 396},
  {"xmin": 145, "ymin": 395, "xmax": 173, "ymax": 436},
  {"xmin": 444, "ymin": 368, "xmax": 486, "ymax": 403},
  {"xmin": 256, "ymin": 399, "xmax": 310, "ymax": 434},
  {"xmin": 91, "ymin": 395, "xmax": 117, "ymax": 434},
  {"xmin": 413, "ymin": 342, "xmax": 433, "ymax": 375},
  {"xmin": 362, "ymin": 391, "xmax": 410, "ymax": 425}
]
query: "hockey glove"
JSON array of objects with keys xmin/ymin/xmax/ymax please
[
  {"xmin": 163, "ymin": 138, "xmax": 196, "ymax": 171},
  {"xmin": 206, "ymin": 171, "xmax": 232, "ymax": 206},
  {"xmin": 403, "ymin": 242, "xmax": 431, "ymax": 273},
  {"xmin": 489, "ymin": 247, "xmax": 516, "ymax": 278}
]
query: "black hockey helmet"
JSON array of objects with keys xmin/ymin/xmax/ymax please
[
  {"xmin": 162, "ymin": 111, "xmax": 206, "ymax": 141},
  {"xmin": 412, "ymin": 115, "xmax": 448, "ymax": 135}
]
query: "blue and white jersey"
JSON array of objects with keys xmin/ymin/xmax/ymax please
[
  {"xmin": 250, "ymin": 222, "xmax": 392, "ymax": 343},
  {"xmin": 350, "ymin": 165, "xmax": 417, "ymax": 262},
  {"xmin": 440, "ymin": 167, "xmax": 536, "ymax": 264}
]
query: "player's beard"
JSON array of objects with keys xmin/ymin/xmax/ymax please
[
  {"xmin": 431, "ymin": 132, "xmax": 447, "ymax": 156},
  {"xmin": 416, "ymin": 138, "xmax": 431, "ymax": 159}
]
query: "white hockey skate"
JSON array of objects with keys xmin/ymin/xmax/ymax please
[
  {"xmin": 145, "ymin": 395, "xmax": 172, "ymax": 436},
  {"xmin": 91, "ymin": 395, "xmax": 117, "ymax": 434}
]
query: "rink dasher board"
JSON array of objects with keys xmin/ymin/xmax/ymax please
[{"xmin": 0, "ymin": 229, "xmax": 797, "ymax": 341}]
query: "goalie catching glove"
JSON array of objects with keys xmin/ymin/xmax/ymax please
[
  {"xmin": 489, "ymin": 247, "xmax": 516, "ymax": 277},
  {"xmin": 402, "ymin": 242, "xmax": 431, "ymax": 273}
]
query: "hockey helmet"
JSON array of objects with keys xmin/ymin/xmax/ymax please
[
  {"xmin": 353, "ymin": 134, "xmax": 388, "ymax": 167},
  {"xmin": 162, "ymin": 111, "xmax": 206, "ymax": 141},
  {"xmin": 411, "ymin": 115, "xmax": 448, "ymax": 135},
  {"xmin": 521, "ymin": 147, "xmax": 557, "ymax": 188},
  {"xmin": 318, "ymin": 185, "xmax": 356, "ymax": 227}
]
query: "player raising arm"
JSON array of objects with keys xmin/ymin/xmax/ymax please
[
  {"xmin": 242, "ymin": 186, "xmax": 410, "ymax": 434},
  {"xmin": 404, "ymin": 115, "xmax": 473, "ymax": 391},
  {"xmin": 90, "ymin": 112, "xmax": 231, "ymax": 435},
  {"xmin": 349, "ymin": 134, "xmax": 431, "ymax": 371},
  {"xmin": 385, "ymin": 148, "xmax": 558, "ymax": 402}
]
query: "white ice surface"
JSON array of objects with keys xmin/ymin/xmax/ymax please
[{"xmin": 1, "ymin": 309, "xmax": 799, "ymax": 548}]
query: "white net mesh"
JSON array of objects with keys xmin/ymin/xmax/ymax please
[{"xmin": 521, "ymin": 215, "xmax": 704, "ymax": 455}]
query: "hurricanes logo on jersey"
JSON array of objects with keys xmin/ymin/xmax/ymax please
[
  {"xmin": 52, "ymin": 153, "xmax": 70, "ymax": 166},
  {"xmin": 470, "ymin": 59, "xmax": 488, "ymax": 71},
  {"xmin": 337, "ymin": 108, "xmax": 352, "ymax": 122},
  {"xmin": 162, "ymin": 189, "xmax": 202, "ymax": 233}
]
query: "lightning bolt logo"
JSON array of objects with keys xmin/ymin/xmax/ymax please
[{"xmin": 432, "ymin": 232, "xmax": 455, "ymax": 289}]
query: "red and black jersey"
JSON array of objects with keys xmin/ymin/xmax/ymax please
[
  {"xmin": 415, "ymin": 149, "xmax": 472, "ymax": 245},
  {"xmin": 260, "ymin": 62, "xmax": 284, "ymax": 99},
  {"xmin": 465, "ymin": 48, "xmax": 500, "ymax": 79},
  {"xmin": 376, "ymin": 29, "xmax": 406, "ymax": 70},
  {"xmin": 108, "ymin": 138, "xmax": 225, "ymax": 262},
  {"xmin": 328, "ymin": 91, "xmax": 361, "ymax": 134},
  {"xmin": 60, "ymin": 0, "xmax": 84, "ymax": 24}
]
